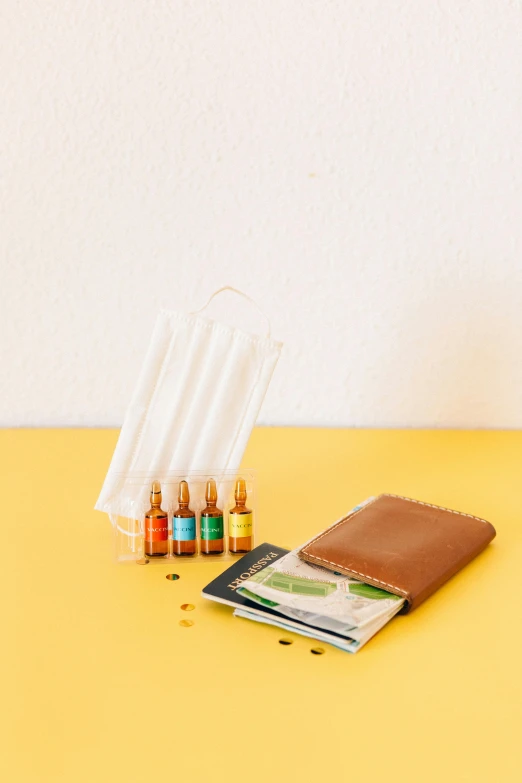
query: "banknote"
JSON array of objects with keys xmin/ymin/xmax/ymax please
[
  {"xmin": 236, "ymin": 500, "xmax": 405, "ymax": 643},
  {"xmin": 234, "ymin": 600, "xmax": 401, "ymax": 652},
  {"xmin": 234, "ymin": 606, "xmax": 360, "ymax": 652}
]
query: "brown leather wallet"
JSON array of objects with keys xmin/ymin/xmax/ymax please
[{"xmin": 299, "ymin": 494, "xmax": 496, "ymax": 612}]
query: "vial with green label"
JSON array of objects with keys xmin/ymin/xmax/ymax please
[
  {"xmin": 200, "ymin": 478, "xmax": 224, "ymax": 555},
  {"xmin": 228, "ymin": 477, "xmax": 253, "ymax": 554},
  {"xmin": 172, "ymin": 480, "xmax": 197, "ymax": 556}
]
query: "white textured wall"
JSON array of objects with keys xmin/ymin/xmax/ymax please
[{"xmin": 1, "ymin": 2, "xmax": 521, "ymax": 428}]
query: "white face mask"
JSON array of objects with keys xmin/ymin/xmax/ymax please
[{"xmin": 95, "ymin": 287, "xmax": 282, "ymax": 516}]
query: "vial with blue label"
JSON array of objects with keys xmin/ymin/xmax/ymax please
[{"xmin": 172, "ymin": 480, "xmax": 197, "ymax": 556}]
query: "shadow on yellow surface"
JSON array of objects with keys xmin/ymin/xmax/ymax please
[{"xmin": 1, "ymin": 428, "xmax": 520, "ymax": 782}]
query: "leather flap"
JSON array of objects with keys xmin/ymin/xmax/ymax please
[{"xmin": 299, "ymin": 495, "xmax": 496, "ymax": 612}]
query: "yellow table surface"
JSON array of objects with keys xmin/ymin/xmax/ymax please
[{"xmin": 2, "ymin": 428, "xmax": 521, "ymax": 782}]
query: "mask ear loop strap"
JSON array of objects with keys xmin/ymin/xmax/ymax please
[{"xmin": 191, "ymin": 286, "xmax": 272, "ymax": 339}]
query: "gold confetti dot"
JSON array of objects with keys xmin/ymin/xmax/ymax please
[
  {"xmin": 179, "ymin": 619, "xmax": 194, "ymax": 628},
  {"xmin": 181, "ymin": 603, "xmax": 195, "ymax": 611},
  {"xmin": 166, "ymin": 573, "xmax": 180, "ymax": 580},
  {"xmin": 310, "ymin": 647, "xmax": 325, "ymax": 655}
]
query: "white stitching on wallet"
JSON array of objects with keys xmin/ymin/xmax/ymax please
[
  {"xmin": 385, "ymin": 493, "xmax": 491, "ymax": 525},
  {"xmin": 300, "ymin": 497, "xmax": 379, "ymax": 554},
  {"xmin": 303, "ymin": 555, "xmax": 410, "ymax": 597},
  {"xmin": 299, "ymin": 494, "xmax": 492, "ymax": 599}
]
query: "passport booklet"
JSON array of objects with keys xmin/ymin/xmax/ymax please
[{"xmin": 201, "ymin": 542, "xmax": 289, "ymax": 611}]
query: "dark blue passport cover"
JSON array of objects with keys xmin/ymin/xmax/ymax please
[{"xmin": 201, "ymin": 542, "xmax": 289, "ymax": 609}]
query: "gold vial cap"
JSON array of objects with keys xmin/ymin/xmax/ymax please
[
  {"xmin": 178, "ymin": 480, "xmax": 190, "ymax": 506},
  {"xmin": 205, "ymin": 478, "xmax": 217, "ymax": 505},
  {"xmin": 151, "ymin": 480, "xmax": 162, "ymax": 504},
  {"xmin": 234, "ymin": 477, "xmax": 247, "ymax": 505}
]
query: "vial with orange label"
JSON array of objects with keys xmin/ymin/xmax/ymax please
[
  {"xmin": 228, "ymin": 477, "xmax": 253, "ymax": 554},
  {"xmin": 144, "ymin": 480, "xmax": 168, "ymax": 558}
]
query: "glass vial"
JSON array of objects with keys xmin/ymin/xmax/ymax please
[
  {"xmin": 228, "ymin": 477, "xmax": 253, "ymax": 554},
  {"xmin": 144, "ymin": 480, "xmax": 168, "ymax": 557},
  {"xmin": 200, "ymin": 478, "xmax": 224, "ymax": 555},
  {"xmin": 172, "ymin": 480, "xmax": 197, "ymax": 556}
]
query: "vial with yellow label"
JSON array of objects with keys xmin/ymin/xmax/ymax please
[
  {"xmin": 201, "ymin": 478, "xmax": 224, "ymax": 555},
  {"xmin": 228, "ymin": 477, "xmax": 253, "ymax": 554},
  {"xmin": 172, "ymin": 480, "xmax": 197, "ymax": 556},
  {"xmin": 144, "ymin": 480, "xmax": 168, "ymax": 558}
]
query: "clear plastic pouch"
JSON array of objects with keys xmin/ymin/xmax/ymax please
[{"xmin": 106, "ymin": 470, "xmax": 256, "ymax": 564}]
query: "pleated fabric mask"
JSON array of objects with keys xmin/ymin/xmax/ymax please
[{"xmin": 95, "ymin": 287, "xmax": 282, "ymax": 517}]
